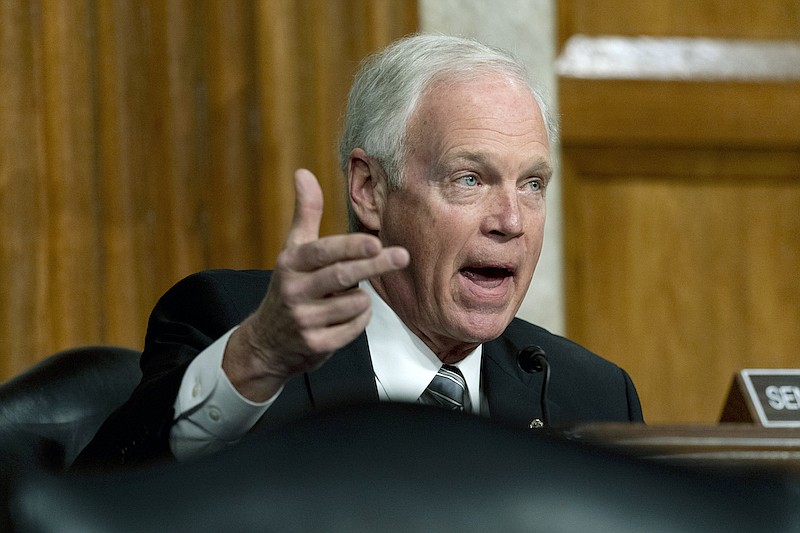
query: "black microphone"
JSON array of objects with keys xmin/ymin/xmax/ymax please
[{"xmin": 517, "ymin": 345, "xmax": 550, "ymax": 427}]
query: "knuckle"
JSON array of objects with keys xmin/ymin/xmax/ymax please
[
  {"xmin": 345, "ymin": 290, "xmax": 370, "ymax": 315},
  {"xmin": 310, "ymin": 245, "xmax": 331, "ymax": 267},
  {"xmin": 302, "ymin": 330, "xmax": 328, "ymax": 355},
  {"xmin": 275, "ymin": 249, "xmax": 295, "ymax": 271},
  {"xmin": 280, "ymin": 278, "xmax": 305, "ymax": 305},
  {"xmin": 291, "ymin": 306, "xmax": 316, "ymax": 330},
  {"xmin": 331, "ymin": 263, "xmax": 354, "ymax": 288},
  {"xmin": 354, "ymin": 289, "xmax": 371, "ymax": 307}
]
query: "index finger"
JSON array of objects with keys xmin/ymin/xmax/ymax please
[
  {"xmin": 284, "ymin": 168, "xmax": 323, "ymax": 249},
  {"xmin": 285, "ymin": 232, "xmax": 385, "ymax": 272}
]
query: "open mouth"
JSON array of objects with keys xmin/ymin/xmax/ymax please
[{"xmin": 460, "ymin": 266, "xmax": 515, "ymax": 288}]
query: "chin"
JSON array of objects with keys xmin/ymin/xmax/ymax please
[{"xmin": 456, "ymin": 311, "xmax": 514, "ymax": 343}]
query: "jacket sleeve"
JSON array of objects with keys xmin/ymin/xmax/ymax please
[
  {"xmin": 73, "ymin": 270, "xmax": 267, "ymax": 470},
  {"xmin": 622, "ymin": 368, "xmax": 645, "ymax": 423}
]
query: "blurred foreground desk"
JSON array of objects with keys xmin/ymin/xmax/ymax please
[
  {"xmin": 566, "ymin": 423, "xmax": 800, "ymax": 473},
  {"xmin": 567, "ymin": 369, "xmax": 800, "ymax": 473}
]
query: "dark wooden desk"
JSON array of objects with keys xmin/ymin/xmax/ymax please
[{"xmin": 564, "ymin": 423, "xmax": 800, "ymax": 473}]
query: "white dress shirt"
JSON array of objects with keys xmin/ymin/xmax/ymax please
[
  {"xmin": 365, "ymin": 281, "xmax": 482, "ymax": 411},
  {"xmin": 170, "ymin": 281, "xmax": 483, "ymax": 461}
]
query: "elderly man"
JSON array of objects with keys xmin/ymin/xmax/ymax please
[{"xmin": 77, "ymin": 34, "xmax": 642, "ymax": 468}]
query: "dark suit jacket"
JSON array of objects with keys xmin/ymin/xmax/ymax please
[{"xmin": 76, "ymin": 269, "xmax": 643, "ymax": 468}]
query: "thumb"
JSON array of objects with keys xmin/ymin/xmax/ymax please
[{"xmin": 284, "ymin": 168, "xmax": 324, "ymax": 248}]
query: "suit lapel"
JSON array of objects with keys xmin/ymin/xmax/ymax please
[
  {"xmin": 306, "ymin": 332, "xmax": 379, "ymax": 410},
  {"xmin": 483, "ymin": 337, "xmax": 562, "ymax": 429},
  {"xmin": 251, "ymin": 333, "xmax": 377, "ymax": 434}
]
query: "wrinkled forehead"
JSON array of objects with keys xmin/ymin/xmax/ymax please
[{"xmin": 407, "ymin": 72, "xmax": 548, "ymax": 147}]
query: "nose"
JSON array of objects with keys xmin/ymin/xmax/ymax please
[{"xmin": 482, "ymin": 186, "xmax": 524, "ymax": 240}]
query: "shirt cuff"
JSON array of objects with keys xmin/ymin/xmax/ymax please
[{"xmin": 170, "ymin": 327, "xmax": 282, "ymax": 460}]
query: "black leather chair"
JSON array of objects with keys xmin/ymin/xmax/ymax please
[
  {"xmin": 10, "ymin": 403, "xmax": 800, "ymax": 533},
  {"xmin": 0, "ymin": 346, "xmax": 141, "ymax": 528}
]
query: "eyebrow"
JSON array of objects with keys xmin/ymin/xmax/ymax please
[{"xmin": 444, "ymin": 150, "xmax": 553, "ymax": 183}]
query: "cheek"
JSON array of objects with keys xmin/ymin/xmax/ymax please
[
  {"xmin": 382, "ymin": 189, "xmax": 480, "ymax": 271},
  {"xmin": 523, "ymin": 222, "xmax": 546, "ymax": 269},
  {"xmin": 393, "ymin": 214, "xmax": 466, "ymax": 287},
  {"xmin": 382, "ymin": 192, "xmax": 445, "ymax": 246},
  {"xmin": 419, "ymin": 209, "xmax": 472, "ymax": 259}
]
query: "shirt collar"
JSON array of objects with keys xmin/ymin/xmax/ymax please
[{"xmin": 362, "ymin": 280, "xmax": 482, "ymax": 412}]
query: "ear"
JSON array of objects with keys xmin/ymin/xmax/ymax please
[{"xmin": 347, "ymin": 148, "xmax": 385, "ymax": 232}]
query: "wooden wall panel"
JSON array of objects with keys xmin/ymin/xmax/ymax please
[
  {"xmin": 0, "ymin": 0, "xmax": 417, "ymax": 380},
  {"xmin": 563, "ymin": 147, "xmax": 800, "ymax": 423},
  {"xmin": 94, "ymin": 0, "xmax": 152, "ymax": 345},
  {"xmin": 39, "ymin": 0, "xmax": 104, "ymax": 359},
  {"xmin": 1, "ymin": 0, "xmax": 44, "ymax": 373},
  {"xmin": 558, "ymin": 0, "xmax": 800, "ymax": 48},
  {"xmin": 558, "ymin": 0, "xmax": 800, "ymax": 423}
]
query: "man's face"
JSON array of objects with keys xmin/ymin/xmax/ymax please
[{"xmin": 370, "ymin": 73, "xmax": 552, "ymax": 361}]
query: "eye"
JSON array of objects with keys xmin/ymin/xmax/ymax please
[
  {"xmin": 457, "ymin": 174, "xmax": 479, "ymax": 187},
  {"xmin": 525, "ymin": 178, "xmax": 544, "ymax": 192}
]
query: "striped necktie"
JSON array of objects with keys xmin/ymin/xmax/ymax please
[{"xmin": 418, "ymin": 364, "xmax": 467, "ymax": 411}]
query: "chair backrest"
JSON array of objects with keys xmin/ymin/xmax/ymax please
[
  {"xmin": 0, "ymin": 345, "xmax": 142, "ymax": 521},
  {"xmin": 10, "ymin": 403, "xmax": 800, "ymax": 533}
]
